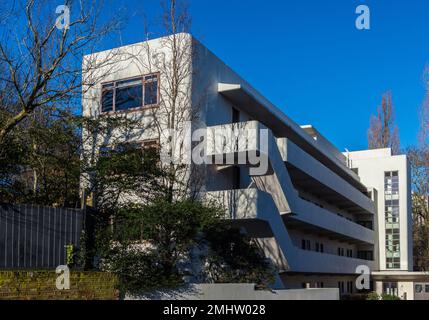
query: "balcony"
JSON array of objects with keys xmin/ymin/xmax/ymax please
[
  {"xmin": 205, "ymin": 189, "xmax": 374, "ymax": 274},
  {"xmin": 204, "ymin": 120, "xmax": 375, "ymax": 273},
  {"xmin": 204, "ymin": 188, "xmax": 274, "ymax": 221},
  {"xmin": 277, "ymin": 138, "xmax": 375, "ymax": 215},
  {"xmin": 205, "ymin": 121, "xmax": 374, "ymax": 244},
  {"xmin": 217, "ymin": 83, "xmax": 367, "ymax": 192},
  {"xmin": 286, "ymin": 249, "xmax": 375, "ymax": 274}
]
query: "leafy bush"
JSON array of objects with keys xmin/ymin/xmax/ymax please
[
  {"xmin": 97, "ymin": 199, "xmax": 276, "ymax": 295},
  {"xmin": 105, "ymin": 249, "xmax": 182, "ymax": 296},
  {"xmin": 366, "ymin": 292, "xmax": 401, "ymax": 300},
  {"xmin": 98, "ymin": 199, "xmax": 223, "ymax": 294},
  {"xmin": 381, "ymin": 293, "xmax": 401, "ymax": 300},
  {"xmin": 366, "ymin": 292, "xmax": 380, "ymax": 300},
  {"xmin": 202, "ymin": 225, "xmax": 276, "ymax": 289}
]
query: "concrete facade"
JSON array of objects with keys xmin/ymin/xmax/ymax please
[
  {"xmin": 127, "ymin": 284, "xmax": 339, "ymax": 300},
  {"xmin": 82, "ymin": 34, "xmax": 421, "ymax": 299}
]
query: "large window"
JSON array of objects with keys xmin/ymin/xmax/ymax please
[
  {"xmin": 384, "ymin": 171, "xmax": 401, "ymax": 269},
  {"xmin": 101, "ymin": 74, "xmax": 159, "ymax": 113}
]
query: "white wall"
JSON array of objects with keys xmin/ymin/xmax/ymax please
[
  {"xmin": 349, "ymin": 150, "xmax": 412, "ymax": 271},
  {"xmin": 126, "ymin": 283, "xmax": 339, "ymax": 300}
]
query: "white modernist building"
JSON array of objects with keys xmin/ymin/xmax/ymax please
[{"xmin": 82, "ymin": 34, "xmax": 425, "ymax": 299}]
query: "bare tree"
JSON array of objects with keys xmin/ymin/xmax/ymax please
[
  {"xmin": 408, "ymin": 67, "xmax": 429, "ymax": 271},
  {"xmin": 0, "ymin": 0, "xmax": 122, "ymax": 145},
  {"xmin": 367, "ymin": 91, "xmax": 400, "ymax": 154},
  {"xmin": 418, "ymin": 68, "xmax": 429, "ymax": 149},
  {"xmin": 102, "ymin": 0, "xmax": 205, "ymax": 203},
  {"xmin": 408, "ymin": 147, "xmax": 429, "ymax": 270}
]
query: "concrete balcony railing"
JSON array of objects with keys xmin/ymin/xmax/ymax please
[
  {"xmin": 206, "ymin": 188, "xmax": 374, "ymax": 246},
  {"xmin": 292, "ymin": 198, "xmax": 375, "ymax": 245},
  {"xmin": 204, "ymin": 188, "xmax": 294, "ymax": 271},
  {"xmin": 204, "ymin": 188, "xmax": 374, "ymax": 274},
  {"xmin": 277, "ymin": 138, "xmax": 375, "ymax": 215},
  {"xmin": 291, "ymin": 248, "xmax": 375, "ymax": 274},
  {"xmin": 204, "ymin": 188, "xmax": 274, "ymax": 221},
  {"xmin": 217, "ymin": 83, "xmax": 365, "ymax": 191},
  {"xmin": 205, "ymin": 121, "xmax": 374, "ymax": 243},
  {"xmin": 204, "ymin": 121, "xmax": 375, "ymax": 273}
]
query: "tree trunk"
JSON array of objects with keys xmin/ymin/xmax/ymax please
[{"xmin": 0, "ymin": 109, "xmax": 28, "ymax": 144}]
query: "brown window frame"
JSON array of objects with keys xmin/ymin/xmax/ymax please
[
  {"xmin": 99, "ymin": 139, "xmax": 160, "ymax": 160},
  {"xmin": 100, "ymin": 73, "xmax": 160, "ymax": 114}
]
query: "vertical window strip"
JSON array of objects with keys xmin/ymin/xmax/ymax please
[{"xmin": 384, "ymin": 171, "xmax": 401, "ymax": 269}]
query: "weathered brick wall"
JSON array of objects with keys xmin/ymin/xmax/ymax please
[{"xmin": 0, "ymin": 271, "xmax": 118, "ymax": 300}]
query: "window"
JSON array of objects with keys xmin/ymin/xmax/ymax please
[
  {"xmin": 315, "ymin": 242, "xmax": 324, "ymax": 253},
  {"xmin": 384, "ymin": 171, "xmax": 401, "ymax": 269},
  {"xmin": 302, "ymin": 239, "xmax": 311, "ymax": 251},
  {"xmin": 346, "ymin": 249, "xmax": 353, "ymax": 258},
  {"xmin": 99, "ymin": 140, "xmax": 160, "ymax": 164},
  {"xmin": 338, "ymin": 247, "xmax": 345, "ymax": 256},
  {"xmin": 101, "ymin": 74, "xmax": 159, "ymax": 113},
  {"xmin": 415, "ymin": 284, "xmax": 423, "ymax": 293},
  {"xmin": 232, "ymin": 107, "xmax": 240, "ymax": 123},
  {"xmin": 232, "ymin": 166, "xmax": 240, "ymax": 190},
  {"xmin": 357, "ymin": 220, "xmax": 373, "ymax": 230},
  {"xmin": 384, "ymin": 282, "xmax": 398, "ymax": 296},
  {"xmin": 116, "ymin": 79, "xmax": 143, "ymax": 111},
  {"xmin": 144, "ymin": 74, "xmax": 159, "ymax": 106},
  {"xmin": 338, "ymin": 282, "xmax": 345, "ymax": 294},
  {"xmin": 101, "ymin": 83, "xmax": 114, "ymax": 112},
  {"xmin": 358, "ymin": 250, "xmax": 374, "ymax": 261},
  {"xmin": 99, "ymin": 142, "xmax": 143, "ymax": 158},
  {"xmin": 346, "ymin": 281, "xmax": 353, "ymax": 294}
]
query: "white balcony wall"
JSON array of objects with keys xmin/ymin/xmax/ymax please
[
  {"xmin": 205, "ymin": 122, "xmax": 375, "ymax": 245},
  {"xmin": 205, "ymin": 188, "xmax": 374, "ymax": 274},
  {"xmin": 277, "ymin": 138, "xmax": 375, "ymax": 215}
]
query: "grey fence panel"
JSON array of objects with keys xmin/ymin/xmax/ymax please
[{"xmin": 0, "ymin": 204, "xmax": 85, "ymax": 269}]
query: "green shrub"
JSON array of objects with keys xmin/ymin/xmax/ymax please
[
  {"xmin": 366, "ymin": 292, "xmax": 380, "ymax": 300},
  {"xmin": 366, "ymin": 292, "xmax": 401, "ymax": 300},
  {"xmin": 381, "ymin": 293, "xmax": 401, "ymax": 300}
]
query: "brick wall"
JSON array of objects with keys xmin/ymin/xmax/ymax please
[{"xmin": 0, "ymin": 270, "xmax": 118, "ymax": 300}]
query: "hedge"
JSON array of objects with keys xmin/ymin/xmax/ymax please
[{"xmin": 0, "ymin": 270, "xmax": 118, "ymax": 300}]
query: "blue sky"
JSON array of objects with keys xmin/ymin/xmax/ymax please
[{"xmin": 101, "ymin": 0, "xmax": 429, "ymax": 152}]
